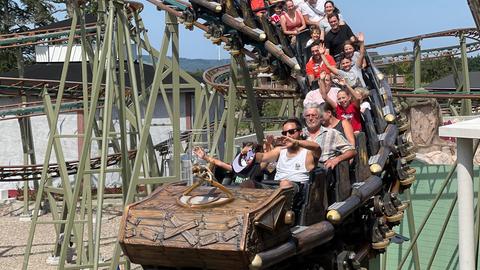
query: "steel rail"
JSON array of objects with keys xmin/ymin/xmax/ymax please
[
  {"xmin": 0, "ymin": 25, "xmax": 97, "ymax": 49},
  {"xmin": 0, "ymin": 33, "xmax": 97, "ymax": 49},
  {"xmin": 371, "ymin": 41, "xmax": 480, "ymax": 66},
  {"xmin": 0, "ymin": 150, "xmax": 137, "ymax": 182},
  {"xmin": 202, "ymin": 64, "xmax": 298, "ymax": 98},
  {"xmin": 392, "ymin": 92, "xmax": 480, "ymax": 99},
  {"xmin": 0, "ymin": 23, "xmax": 97, "ymax": 40},
  {"xmin": 366, "ymin": 28, "xmax": 480, "ymax": 49},
  {"xmin": 0, "ymin": 77, "xmax": 132, "ymax": 99},
  {"xmin": 147, "ymin": 0, "xmax": 257, "ymax": 60}
]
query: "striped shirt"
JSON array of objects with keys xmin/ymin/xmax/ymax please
[{"xmin": 304, "ymin": 126, "xmax": 354, "ymax": 163}]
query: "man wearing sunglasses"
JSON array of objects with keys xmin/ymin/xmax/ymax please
[{"xmin": 255, "ymin": 118, "xmax": 321, "ymax": 191}]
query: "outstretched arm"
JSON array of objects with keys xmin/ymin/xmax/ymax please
[
  {"xmin": 337, "ymin": 77, "xmax": 361, "ymax": 107},
  {"xmin": 255, "ymin": 147, "xmax": 281, "ymax": 163},
  {"xmin": 194, "ymin": 146, "xmax": 233, "ymax": 171},
  {"xmin": 281, "ymin": 136, "xmax": 322, "ymax": 158},
  {"xmin": 356, "ymin": 32, "xmax": 365, "ymax": 68},
  {"xmin": 319, "ymin": 44, "xmax": 339, "ymax": 75},
  {"xmin": 319, "ymin": 72, "xmax": 338, "ymax": 108}
]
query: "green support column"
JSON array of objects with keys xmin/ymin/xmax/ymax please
[
  {"xmin": 460, "ymin": 33, "xmax": 472, "ymax": 116},
  {"xmin": 224, "ymin": 56, "xmax": 239, "ymax": 162},
  {"xmin": 405, "ymin": 189, "xmax": 421, "ymax": 270},
  {"xmin": 170, "ymin": 13, "xmax": 182, "ymax": 178},
  {"xmin": 413, "ymin": 39, "xmax": 421, "ymax": 90},
  {"xmin": 237, "ymin": 55, "xmax": 264, "ymax": 143}
]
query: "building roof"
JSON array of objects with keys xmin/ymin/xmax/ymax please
[
  {"xmin": 0, "ymin": 61, "xmax": 190, "ymax": 88},
  {"xmin": 426, "ymin": 71, "xmax": 480, "ymax": 91}
]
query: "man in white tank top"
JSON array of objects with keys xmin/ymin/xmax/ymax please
[{"xmin": 255, "ymin": 118, "xmax": 321, "ymax": 190}]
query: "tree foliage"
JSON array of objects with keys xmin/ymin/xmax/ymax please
[
  {"xmin": 381, "ymin": 55, "xmax": 480, "ymax": 88},
  {"xmin": 0, "ymin": 0, "xmax": 57, "ymax": 73}
]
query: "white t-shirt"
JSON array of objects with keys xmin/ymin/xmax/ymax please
[
  {"xmin": 292, "ymin": 0, "xmax": 305, "ymax": 7},
  {"xmin": 274, "ymin": 148, "xmax": 310, "ymax": 183},
  {"xmin": 299, "ymin": 0, "xmax": 326, "ymax": 24},
  {"xmin": 360, "ymin": 101, "xmax": 371, "ymax": 113},
  {"xmin": 350, "ymin": 51, "xmax": 361, "ymax": 66},
  {"xmin": 338, "ymin": 65, "xmax": 366, "ymax": 88}
]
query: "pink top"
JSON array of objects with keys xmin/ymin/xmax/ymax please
[
  {"xmin": 282, "ymin": 10, "xmax": 303, "ymax": 32},
  {"xmin": 303, "ymin": 87, "xmax": 340, "ymax": 106}
]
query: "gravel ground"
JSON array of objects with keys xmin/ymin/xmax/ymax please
[{"xmin": 0, "ymin": 199, "xmax": 141, "ymax": 270}]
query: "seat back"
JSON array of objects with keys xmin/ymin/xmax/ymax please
[
  {"xmin": 362, "ymin": 108, "xmax": 380, "ymax": 155},
  {"xmin": 333, "ymin": 160, "xmax": 351, "ymax": 202},
  {"xmin": 354, "ymin": 132, "xmax": 372, "ymax": 182},
  {"xmin": 294, "ymin": 29, "xmax": 311, "ymax": 69},
  {"xmin": 298, "ymin": 167, "xmax": 328, "ymax": 226}
]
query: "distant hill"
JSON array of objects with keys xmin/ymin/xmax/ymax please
[{"xmin": 141, "ymin": 56, "xmax": 230, "ymax": 72}]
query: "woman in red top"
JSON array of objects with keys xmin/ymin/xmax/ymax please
[
  {"xmin": 280, "ymin": 0, "xmax": 306, "ymax": 45},
  {"xmin": 320, "ymin": 74, "xmax": 363, "ymax": 132}
]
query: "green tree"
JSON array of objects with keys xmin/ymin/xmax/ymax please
[
  {"xmin": 381, "ymin": 55, "xmax": 480, "ymax": 88},
  {"xmin": 0, "ymin": 1, "xmax": 57, "ymax": 73}
]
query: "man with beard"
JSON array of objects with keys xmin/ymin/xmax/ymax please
[
  {"xmin": 256, "ymin": 118, "xmax": 321, "ymax": 189},
  {"xmin": 305, "ymin": 40, "xmax": 336, "ymax": 85},
  {"xmin": 303, "ymin": 103, "xmax": 356, "ymax": 169}
]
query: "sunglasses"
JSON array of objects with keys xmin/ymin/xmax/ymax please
[{"xmin": 281, "ymin": 128, "xmax": 300, "ymax": 136}]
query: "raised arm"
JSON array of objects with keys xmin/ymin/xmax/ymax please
[
  {"xmin": 281, "ymin": 136, "xmax": 322, "ymax": 158},
  {"xmin": 193, "ymin": 146, "xmax": 233, "ymax": 171},
  {"xmin": 319, "ymin": 44, "xmax": 339, "ymax": 75},
  {"xmin": 319, "ymin": 72, "xmax": 338, "ymax": 108},
  {"xmin": 255, "ymin": 147, "xmax": 281, "ymax": 163},
  {"xmin": 337, "ymin": 77, "xmax": 361, "ymax": 106},
  {"xmin": 356, "ymin": 32, "xmax": 365, "ymax": 68}
]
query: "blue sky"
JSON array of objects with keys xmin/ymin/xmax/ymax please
[{"xmin": 136, "ymin": 0, "xmax": 476, "ymax": 59}]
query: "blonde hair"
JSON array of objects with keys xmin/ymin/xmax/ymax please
[{"xmin": 355, "ymin": 87, "xmax": 370, "ymax": 99}]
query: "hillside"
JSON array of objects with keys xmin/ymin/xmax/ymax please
[{"xmin": 141, "ymin": 56, "xmax": 230, "ymax": 72}]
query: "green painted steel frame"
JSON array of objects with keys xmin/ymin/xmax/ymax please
[{"xmin": 395, "ymin": 140, "xmax": 480, "ymax": 270}]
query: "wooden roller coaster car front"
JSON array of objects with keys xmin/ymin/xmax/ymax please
[{"xmin": 119, "ymin": 181, "xmax": 296, "ymax": 270}]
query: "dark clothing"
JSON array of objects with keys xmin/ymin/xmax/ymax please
[
  {"xmin": 325, "ymin": 24, "xmax": 355, "ymax": 58},
  {"xmin": 334, "ymin": 120, "xmax": 345, "ymax": 135}
]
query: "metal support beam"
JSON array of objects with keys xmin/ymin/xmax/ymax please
[
  {"xmin": 404, "ymin": 189, "xmax": 421, "ymax": 270},
  {"xmin": 237, "ymin": 55, "xmax": 264, "ymax": 143},
  {"xmin": 224, "ymin": 56, "xmax": 239, "ymax": 162},
  {"xmin": 413, "ymin": 39, "xmax": 421, "ymax": 90},
  {"xmin": 460, "ymin": 33, "xmax": 472, "ymax": 116},
  {"xmin": 457, "ymin": 138, "xmax": 475, "ymax": 270}
]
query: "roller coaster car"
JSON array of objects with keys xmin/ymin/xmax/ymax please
[
  {"xmin": 119, "ymin": 133, "xmax": 381, "ymax": 270},
  {"xmin": 119, "ymin": 182, "xmax": 296, "ymax": 270}
]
